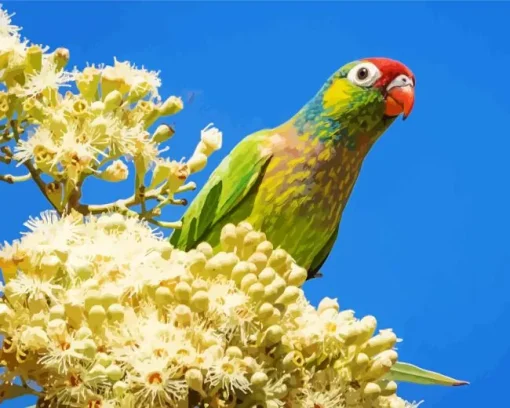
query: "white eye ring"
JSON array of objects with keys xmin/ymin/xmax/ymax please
[
  {"xmin": 387, "ymin": 74, "xmax": 414, "ymax": 91},
  {"xmin": 347, "ymin": 62, "xmax": 381, "ymax": 87}
]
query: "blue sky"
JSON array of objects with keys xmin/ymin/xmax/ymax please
[{"xmin": 1, "ymin": 1, "xmax": 509, "ymax": 407}]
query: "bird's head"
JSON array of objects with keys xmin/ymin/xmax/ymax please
[{"xmin": 319, "ymin": 57, "xmax": 415, "ymax": 125}]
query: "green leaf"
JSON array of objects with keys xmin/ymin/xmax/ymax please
[{"xmin": 386, "ymin": 362, "xmax": 469, "ymax": 386}]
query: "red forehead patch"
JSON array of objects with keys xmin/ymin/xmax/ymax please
[{"xmin": 363, "ymin": 57, "xmax": 415, "ymax": 87}]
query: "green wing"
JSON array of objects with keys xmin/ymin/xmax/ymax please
[
  {"xmin": 170, "ymin": 130, "xmax": 273, "ymax": 251},
  {"xmin": 307, "ymin": 225, "xmax": 339, "ymax": 280}
]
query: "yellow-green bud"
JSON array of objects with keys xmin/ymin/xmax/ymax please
[
  {"xmin": 318, "ymin": 297, "xmax": 340, "ymax": 314},
  {"xmin": 84, "ymin": 290, "xmax": 102, "ymax": 311},
  {"xmin": 100, "ymin": 291, "xmax": 117, "ymax": 308},
  {"xmin": 247, "ymin": 282, "xmax": 265, "ymax": 300},
  {"xmin": 185, "ymin": 368, "xmax": 206, "ymax": 397},
  {"xmin": 107, "ymin": 303, "xmax": 125, "ymax": 322},
  {"xmin": 190, "ymin": 290, "xmax": 209, "ymax": 312},
  {"xmin": 350, "ymin": 315, "xmax": 378, "ymax": 345},
  {"xmin": 379, "ymin": 380, "xmax": 398, "ymax": 396},
  {"xmin": 175, "ymin": 281, "xmax": 192, "ymax": 303},
  {"xmin": 174, "ymin": 304, "xmax": 192, "ymax": 326},
  {"xmin": 363, "ymin": 382, "xmax": 382, "ymax": 398},
  {"xmin": 76, "ymin": 338, "xmax": 97, "ymax": 359},
  {"xmin": 155, "ymin": 286, "xmax": 173, "ymax": 306},
  {"xmin": 113, "ymin": 381, "xmax": 129, "ymax": 397},
  {"xmin": 88, "ymin": 363, "xmax": 107, "ymax": 381},
  {"xmin": 220, "ymin": 223, "xmax": 238, "ymax": 250},
  {"xmin": 88, "ymin": 305, "xmax": 107, "ymax": 327},
  {"xmin": 152, "ymin": 124, "xmax": 175, "ymax": 144},
  {"xmin": 226, "ymin": 346, "xmax": 243, "ymax": 359},
  {"xmin": 51, "ymin": 47, "xmax": 70, "ymax": 71},
  {"xmin": 188, "ymin": 250, "xmax": 207, "ymax": 275},
  {"xmin": 96, "ymin": 352, "xmax": 112, "ymax": 368},
  {"xmin": 286, "ymin": 265, "xmax": 307, "ymax": 287},
  {"xmin": 104, "ymin": 90, "xmax": 123, "ymax": 112},
  {"xmin": 268, "ymin": 249, "xmax": 288, "ymax": 270},
  {"xmin": 361, "ymin": 330, "xmax": 397, "ymax": 357},
  {"xmin": 375, "ymin": 349, "xmax": 398, "ymax": 365},
  {"xmin": 257, "ymin": 303, "xmax": 274, "ymax": 321},
  {"xmin": 127, "ymin": 79, "xmax": 152, "ymax": 103},
  {"xmin": 256, "ymin": 240, "xmax": 273, "ymax": 257},
  {"xmin": 196, "ymin": 242, "xmax": 213, "ymax": 259},
  {"xmin": 282, "ymin": 350, "xmax": 305, "ymax": 370},
  {"xmin": 26, "ymin": 45, "xmax": 43, "ymax": 73},
  {"xmin": 39, "ymin": 254, "xmax": 61, "ymax": 278},
  {"xmin": 248, "ymin": 252, "xmax": 268, "ymax": 272},
  {"xmin": 49, "ymin": 305, "xmax": 66, "ymax": 320},
  {"xmin": 250, "ymin": 372, "xmax": 269, "ymax": 388},
  {"xmin": 235, "ymin": 221, "xmax": 254, "ymax": 242},
  {"xmin": 364, "ymin": 357, "xmax": 393, "ymax": 381},
  {"xmin": 263, "ymin": 325, "xmax": 284, "ymax": 346},
  {"xmin": 187, "ymin": 153, "xmax": 207, "ymax": 174},
  {"xmin": 159, "ymin": 96, "xmax": 183, "ymax": 116},
  {"xmin": 240, "ymin": 273, "xmax": 258, "ymax": 292},
  {"xmin": 258, "ymin": 267, "xmax": 276, "ymax": 285},
  {"xmin": 231, "ymin": 261, "xmax": 253, "ymax": 284},
  {"xmin": 75, "ymin": 326, "xmax": 93, "ymax": 340},
  {"xmin": 106, "ymin": 364, "xmax": 124, "ymax": 381}
]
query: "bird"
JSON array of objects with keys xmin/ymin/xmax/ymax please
[{"xmin": 170, "ymin": 57, "xmax": 415, "ymax": 280}]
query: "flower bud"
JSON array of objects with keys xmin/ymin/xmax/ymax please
[
  {"xmin": 257, "ymin": 303, "xmax": 274, "ymax": 321},
  {"xmin": 159, "ymin": 96, "xmax": 183, "ymax": 116},
  {"xmin": 51, "ymin": 47, "xmax": 70, "ymax": 71},
  {"xmin": 268, "ymin": 249, "xmax": 288, "ymax": 270},
  {"xmin": 220, "ymin": 223, "xmax": 237, "ymax": 251},
  {"xmin": 200, "ymin": 123, "xmax": 222, "ymax": 153},
  {"xmin": 25, "ymin": 45, "xmax": 43, "ymax": 73},
  {"xmin": 155, "ymin": 286, "xmax": 173, "ymax": 306},
  {"xmin": 75, "ymin": 326, "xmax": 93, "ymax": 340},
  {"xmin": 276, "ymin": 286, "xmax": 301, "ymax": 306},
  {"xmin": 364, "ymin": 357, "xmax": 393, "ymax": 381},
  {"xmin": 226, "ymin": 346, "xmax": 243, "ymax": 359},
  {"xmin": 49, "ymin": 305, "xmax": 66, "ymax": 320},
  {"xmin": 375, "ymin": 349, "xmax": 398, "ymax": 365},
  {"xmin": 104, "ymin": 90, "xmax": 123, "ymax": 112},
  {"xmin": 88, "ymin": 305, "xmax": 107, "ymax": 328},
  {"xmin": 258, "ymin": 267, "xmax": 276, "ymax": 285},
  {"xmin": 185, "ymin": 368, "xmax": 206, "ymax": 397},
  {"xmin": 152, "ymin": 124, "xmax": 175, "ymax": 144},
  {"xmin": 250, "ymin": 372, "xmax": 269, "ymax": 388},
  {"xmin": 363, "ymin": 382, "xmax": 382, "ymax": 398},
  {"xmin": 286, "ymin": 264, "xmax": 307, "ymax": 287},
  {"xmin": 256, "ymin": 240, "xmax": 273, "ymax": 257},
  {"xmin": 190, "ymin": 290, "xmax": 210, "ymax": 313},
  {"xmin": 188, "ymin": 250, "xmax": 207, "ymax": 275},
  {"xmin": 175, "ymin": 281, "xmax": 192, "ymax": 303},
  {"xmin": 196, "ymin": 242, "xmax": 213, "ymax": 259},
  {"xmin": 350, "ymin": 315, "xmax": 377, "ymax": 345},
  {"xmin": 231, "ymin": 261, "xmax": 253, "ymax": 284},
  {"xmin": 361, "ymin": 330, "xmax": 397, "ymax": 357},
  {"xmin": 106, "ymin": 364, "xmax": 124, "ymax": 381},
  {"xmin": 174, "ymin": 304, "xmax": 192, "ymax": 326},
  {"xmin": 107, "ymin": 303, "xmax": 125, "ymax": 322},
  {"xmin": 247, "ymin": 282, "xmax": 265, "ymax": 301},
  {"xmin": 282, "ymin": 350, "xmax": 305, "ymax": 370},
  {"xmin": 96, "ymin": 352, "xmax": 112, "ymax": 368},
  {"xmin": 263, "ymin": 325, "xmax": 284, "ymax": 346},
  {"xmin": 240, "ymin": 273, "xmax": 258, "ymax": 293},
  {"xmin": 248, "ymin": 252, "xmax": 268, "ymax": 272},
  {"xmin": 379, "ymin": 380, "xmax": 398, "ymax": 396},
  {"xmin": 187, "ymin": 153, "xmax": 207, "ymax": 174},
  {"xmin": 84, "ymin": 290, "xmax": 102, "ymax": 311},
  {"xmin": 318, "ymin": 297, "xmax": 340, "ymax": 314},
  {"xmin": 235, "ymin": 221, "xmax": 254, "ymax": 242},
  {"xmin": 113, "ymin": 381, "xmax": 129, "ymax": 397}
]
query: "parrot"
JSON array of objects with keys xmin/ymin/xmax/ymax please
[{"xmin": 170, "ymin": 57, "xmax": 415, "ymax": 280}]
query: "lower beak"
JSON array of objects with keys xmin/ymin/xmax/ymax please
[{"xmin": 385, "ymin": 85, "xmax": 415, "ymax": 120}]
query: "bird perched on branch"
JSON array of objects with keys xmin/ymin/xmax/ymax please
[{"xmin": 170, "ymin": 57, "xmax": 415, "ymax": 280}]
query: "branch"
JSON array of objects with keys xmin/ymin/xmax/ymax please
[
  {"xmin": 75, "ymin": 182, "xmax": 196, "ymax": 216},
  {"xmin": 0, "ymin": 173, "xmax": 31, "ymax": 184},
  {"xmin": 10, "ymin": 121, "xmax": 61, "ymax": 215}
]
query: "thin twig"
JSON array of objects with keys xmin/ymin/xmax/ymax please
[
  {"xmin": 10, "ymin": 121, "xmax": 61, "ymax": 214},
  {"xmin": 0, "ymin": 173, "xmax": 32, "ymax": 184},
  {"xmin": 146, "ymin": 218, "xmax": 183, "ymax": 229}
]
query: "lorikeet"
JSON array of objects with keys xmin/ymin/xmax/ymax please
[{"xmin": 170, "ymin": 57, "xmax": 415, "ymax": 280}]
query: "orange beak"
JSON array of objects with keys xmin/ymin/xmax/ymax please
[{"xmin": 385, "ymin": 85, "xmax": 415, "ymax": 120}]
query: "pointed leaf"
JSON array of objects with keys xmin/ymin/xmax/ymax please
[{"xmin": 386, "ymin": 362, "xmax": 469, "ymax": 386}]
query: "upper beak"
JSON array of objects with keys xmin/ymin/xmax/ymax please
[{"xmin": 385, "ymin": 85, "xmax": 415, "ymax": 120}]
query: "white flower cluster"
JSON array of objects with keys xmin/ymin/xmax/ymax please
[
  {"xmin": 0, "ymin": 4, "xmax": 220, "ymax": 222},
  {"xmin": 0, "ymin": 212, "xmax": 417, "ymax": 408}
]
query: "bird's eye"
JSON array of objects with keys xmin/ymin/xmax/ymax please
[{"xmin": 347, "ymin": 62, "xmax": 381, "ymax": 87}]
